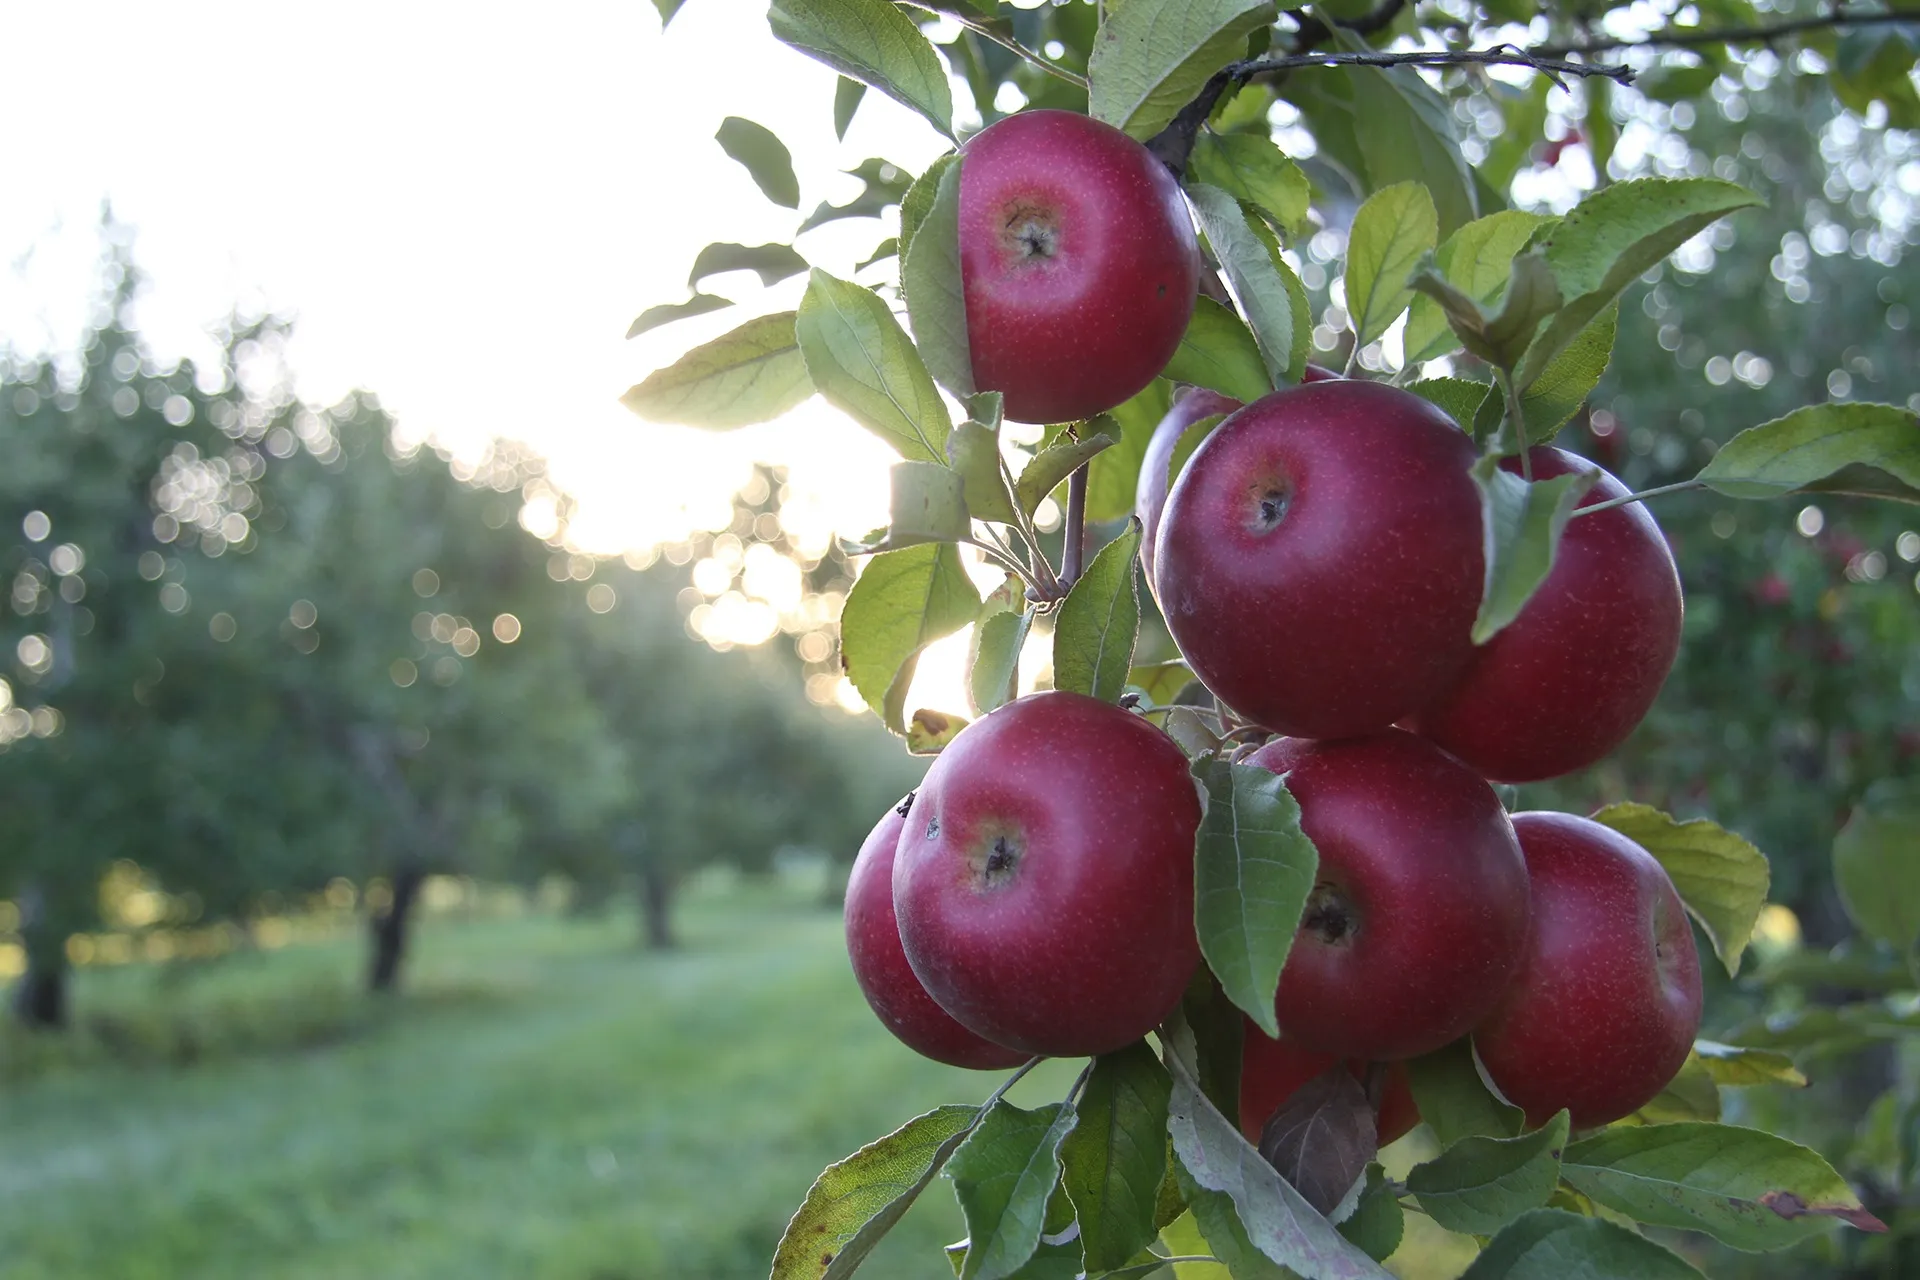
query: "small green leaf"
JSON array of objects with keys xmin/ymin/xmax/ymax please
[
  {"xmin": 900, "ymin": 152, "xmax": 958, "ymax": 267},
  {"xmin": 1343, "ymin": 182, "xmax": 1438, "ymax": 350},
  {"xmin": 651, "ymin": 0, "xmax": 688, "ymax": 28},
  {"xmin": 1406, "ymin": 1039, "xmax": 1523, "ymax": 1149},
  {"xmin": 622, "ymin": 311, "xmax": 810, "ymax": 428},
  {"xmin": 688, "ymin": 241, "xmax": 809, "ymax": 291},
  {"xmin": 888, "ymin": 460, "xmax": 972, "ymax": 545},
  {"xmin": 1086, "ymin": 0, "xmax": 1277, "ymax": 140},
  {"xmin": 1404, "ymin": 211, "xmax": 1555, "ymax": 365},
  {"xmin": 834, "ymin": 76, "xmax": 867, "ymax": 140},
  {"xmin": 770, "ymin": 0, "xmax": 955, "ymax": 138},
  {"xmin": 1337, "ymin": 1165, "xmax": 1403, "ymax": 1263},
  {"xmin": 1189, "ymin": 757, "xmax": 1317, "ymax": 1039},
  {"xmin": 801, "ymin": 156, "xmax": 915, "ymax": 232},
  {"xmin": 1406, "ymin": 1111, "xmax": 1569, "ymax": 1236},
  {"xmin": 840, "ymin": 542, "xmax": 982, "ymax": 734},
  {"xmin": 770, "ymin": 1104, "xmax": 979, "ymax": 1280},
  {"xmin": 796, "ymin": 269, "xmax": 952, "ymax": 463},
  {"xmin": 1062, "ymin": 1042, "xmax": 1173, "ymax": 1271},
  {"xmin": 1697, "ymin": 402, "xmax": 1920, "ymax": 504},
  {"xmin": 1190, "ymin": 132, "xmax": 1311, "ymax": 237},
  {"xmin": 1413, "ymin": 250, "xmax": 1563, "ymax": 374},
  {"xmin": 1630, "ymin": 1051, "xmax": 1721, "ymax": 1125},
  {"xmin": 715, "ymin": 117, "xmax": 801, "ymax": 208},
  {"xmin": 1053, "ymin": 521, "xmax": 1143, "ymax": 704},
  {"xmin": 967, "ymin": 605, "xmax": 1031, "ymax": 718},
  {"xmin": 1833, "ymin": 780, "xmax": 1920, "ymax": 949},
  {"xmin": 626, "ymin": 293, "xmax": 735, "ymax": 339},
  {"xmin": 1460, "ymin": 1209, "xmax": 1703, "ymax": 1280},
  {"xmin": 1590, "ymin": 803, "xmax": 1771, "ymax": 978},
  {"xmin": 1186, "ymin": 184, "xmax": 1296, "ymax": 387},
  {"xmin": 904, "ymin": 156, "xmax": 973, "ymax": 399},
  {"xmin": 1516, "ymin": 177, "xmax": 1763, "ymax": 390},
  {"xmin": 1016, "ymin": 430, "xmax": 1119, "ymax": 517},
  {"xmin": 1125, "ymin": 660, "xmax": 1196, "ymax": 707},
  {"xmin": 1560, "ymin": 1122, "xmax": 1886, "ymax": 1251},
  {"xmin": 1692, "ymin": 1041, "xmax": 1808, "ymax": 1089},
  {"xmin": 1162, "ymin": 1038, "xmax": 1393, "ymax": 1279},
  {"xmin": 947, "ymin": 413, "xmax": 1016, "ymax": 527},
  {"xmin": 1470, "ymin": 455, "xmax": 1597, "ymax": 645},
  {"xmin": 908, "ymin": 707, "xmax": 969, "ymax": 755},
  {"xmin": 1175, "ymin": 974, "xmax": 1246, "ymax": 1123},
  {"xmin": 856, "ymin": 238, "xmax": 900, "ymax": 272},
  {"xmin": 1165, "ymin": 297, "xmax": 1271, "ymax": 404},
  {"xmin": 947, "ymin": 1099, "xmax": 1079, "ymax": 1280},
  {"xmin": 1516, "ymin": 303, "xmax": 1616, "ymax": 444},
  {"xmin": 1404, "ymin": 378, "xmax": 1492, "ymax": 432}
]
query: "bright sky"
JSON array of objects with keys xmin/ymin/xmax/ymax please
[{"xmin": 0, "ymin": 0, "xmax": 1005, "ymax": 719}]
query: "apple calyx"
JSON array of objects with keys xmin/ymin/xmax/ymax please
[{"xmin": 1299, "ymin": 884, "xmax": 1358, "ymax": 947}]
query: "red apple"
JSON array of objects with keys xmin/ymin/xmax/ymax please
[
  {"xmin": 893, "ymin": 691, "xmax": 1201, "ymax": 1057},
  {"xmin": 1137, "ymin": 386, "xmax": 1242, "ymax": 592},
  {"xmin": 845, "ymin": 798, "xmax": 1028, "ymax": 1070},
  {"xmin": 1154, "ymin": 381, "xmax": 1483, "ymax": 739},
  {"xmin": 1405, "ymin": 448, "xmax": 1683, "ymax": 783},
  {"xmin": 959, "ymin": 110, "xmax": 1199, "ymax": 424},
  {"xmin": 1239, "ymin": 1022, "xmax": 1421, "ymax": 1147},
  {"xmin": 1475, "ymin": 812, "xmax": 1703, "ymax": 1129},
  {"xmin": 1246, "ymin": 730, "xmax": 1530, "ymax": 1061}
]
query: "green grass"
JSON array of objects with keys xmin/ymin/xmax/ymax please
[{"xmin": 0, "ymin": 869, "xmax": 1088, "ymax": 1280}]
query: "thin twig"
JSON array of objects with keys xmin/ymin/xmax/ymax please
[
  {"xmin": 1534, "ymin": 9, "xmax": 1915, "ymax": 59},
  {"xmin": 983, "ymin": 1056, "xmax": 1045, "ymax": 1110},
  {"xmin": 1500, "ymin": 372, "xmax": 1533, "ymax": 481},
  {"xmin": 1570, "ymin": 478, "xmax": 1707, "ymax": 516},
  {"xmin": 951, "ymin": 15, "xmax": 1089, "ymax": 90},
  {"xmin": 1234, "ymin": 46, "xmax": 1635, "ymax": 89}
]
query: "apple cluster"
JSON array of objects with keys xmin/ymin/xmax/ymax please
[{"xmin": 844, "ymin": 110, "xmax": 1705, "ymax": 1144}]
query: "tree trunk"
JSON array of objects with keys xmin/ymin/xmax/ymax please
[
  {"xmin": 639, "ymin": 865, "xmax": 677, "ymax": 950},
  {"xmin": 368, "ymin": 864, "xmax": 426, "ymax": 993},
  {"xmin": 11, "ymin": 885, "xmax": 69, "ymax": 1030}
]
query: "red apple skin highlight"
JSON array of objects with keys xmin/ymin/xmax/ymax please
[
  {"xmin": 1239, "ymin": 1022, "xmax": 1421, "ymax": 1147},
  {"xmin": 844, "ymin": 799, "xmax": 1028, "ymax": 1070},
  {"xmin": 1475, "ymin": 812, "xmax": 1704, "ymax": 1130},
  {"xmin": 1247, "ymin": 730, "xmax": 1531, "ymax": 1061},
  {"xmin": 958, "ymin": 109, "xmax": 1200, "ymax": 425},
  {"xmin": 1407, "ymin": 447, "xmax": 1684, "ymax": 783},
  {"xmin": 1154, "ymin": 380, "xmax": 1484, "ymax": 740},
  {"xmin": 892, "ymin": 691, "xmax": 1202, "ymax": 1058}
]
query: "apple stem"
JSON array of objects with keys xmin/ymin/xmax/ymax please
[
  {"xmin": 1570, "ymin": 478, "xmax": 1707, "ymax": 517},
  {"xmin": 1060, "ymin": 464, "xmax": 1089, "ymax": 588},
  {"xmin": 982, "ymin": 1055, "xmax": 1046, "ymax": 1112},
  {"xmin": 1500, "ymin": 373, "xmax": 1534, "ymax": 481}
]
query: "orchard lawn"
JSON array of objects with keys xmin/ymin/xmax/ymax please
[{"xmin": 0, "ymin": 870, "xmax": 1476, "ymax": 1280}]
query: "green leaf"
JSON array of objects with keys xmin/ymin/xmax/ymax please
[
  {"xmin": 1630, "ymin": 1051, "xmax": 1721, "ymax": 1125},
  {"xmin": 947, "ymin": 407, "xmax": 1017, "ymax": 527},
  {"xmin": 1692, "ymin": 1041, "xmax": 1807, "ymax": 1090},
  {"xmin": 715, "ymin": 117, "xmax": 800, "ymax": 208},
  {"xmin": 1256, "ymin": 1069, "xmax": 1376, "ymax": 1218},
  {"xmin": 903, "ymin": 156, "xmax": 973, "ymax": 399},
  {"xmin": 1186, "ymin": 183, "xmax": 1296, "ymax": 386},
  {"xmin": 1342, "ymin": 182, "xmax": 1438, "ymax": 350},
  {"xmin": 1125, "ymin": 660, "xmax": 1196, "ymax": 707},
  {"xmin": 834, "ymin": 75, "xmax": 867, "ymax": 140},
  {"xmin": 840, "ymin": 543, "xmax": 982, "ymax": 733},
  {"xmin": 1162, "ymin": 1038, "xmax": 1393, "ymax": 1279},
  {"xmin": 1337, "ymin": 1165, "xmax": 1403, "ymax": 1263},
  {"xmin": 801, "ymin": 156, "xmax": 915, "ymax": 232},
  {"xmin": 796, "ymin": 269, "xmax": 952, "ymax": 462},
  {"xmin": 1469, "ymin": 455, "xmax": 1597, "ymax": 645},
  {"xmin": 1062, "ymin": 1042, "xmax": 1173, "ymax": 1271},
  {"xmin": 1560, "ymin": 1122, "xmax": 1886, "ymax": 1251},
  {"xmin": 1405, "ymin": 378, "xmax": 1492, "ymax": 432},
  {"xmin": 651, "ymin": 0, "xmax": 688, "ymax": 27},
  {"xmin": 1404, "ymin": 211, "xmax": 1555, "ymax": 365},
  {"xmin": 856, "ymin": 238, "xmax": 900, "ymax": 272},
  {"xmin": 908, "ymin": 708, "xmax": 968, "ymax": 755},
  {"xmin": 1516, "ymin": 177, "xmax": 1763, "ymax": 391},
  {"xmin": 947, "ymin": 1100, "xmax": 1079, "ymax": 1280},
  {"xmin": 1053, "ymin": 522, "xmax": 1143, "ymax": 703},
  {"xmin": 1406, "ymin": 1111, "xmax": 1569, "ymax": 1236},
  {"xmin": 967, "ymin": 604, "xmax": 1031, "ymax": 718},
  {"xmin": 769, "ymin": 0, "xmax": 955, "ymax": 138},
  {"xmin": 1833, "ymin": 780, "xmax": 1920, "ymax": 949},
  {"xmin": 1411, "ymin": 250, "xmax": 1562, "ymax": 375},
  {"xmin": 1190, "ymin": 132, "xmax": 1312, "ymax": 237},
  {"xmin": 1590, "ymin": 803, "xmax": 1771, "ymax": 978},
  {"xmin": 1175, "ymin": 1172, "xmax": 1295, "ymax": 1279},
  {"xmin": 1175, "ymin": 974, "xmax": 1246, "ymax": 1123},
  {"xmin": 1406, "ymin": 1039, "xmax": 1523, "ymax": 1149},
  {"xmin": 771, "ymin": 1104, "xmax": 980, "ymax": 1280},
  {"xmin": 622, "ymin": 311, "xmax": 811, "ymax": 428},
  {"xmin": 1086, "ymin": 380, "xmax": 1175, "ymax": 522},
  {"xmin": 626, "ymin": 293, "xmax": 735, "ymax": 339},
  {"xmin": 1696, "ymin": 402, "xmax": 1920, "ymax": 503},
  {"xmin": 1460, "ymin": 1209, "xmax": 1703, "ymax": 1280},
  {"xmin": 1189, "ymin": 757, "xmax": 1317, "ymax": 1039},
  {"xmin": 888, "ymin": 460, "xmax": 972, "ymax": 545},
  {"xmin": 1516, "ymin": 303, "xmax": 1616, "ymax": 445},
  {"xmin": 1165, "ymin": 297, "xmax": 1271, "ymax": 404},
  {"xmin": 688, "ymin": 241, "xmax": 810, "ymax": 290},
  {"xmin": 1086, "ymin": 0, "xmax": 1277, "ymax": 140},
  {"xmin": 1015, "ymin": 429, "xmax": 1119, "ymax": 517},
  {"xmin": 900, "ymin": 152, "xmax": 959, "ymax": 267}
]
